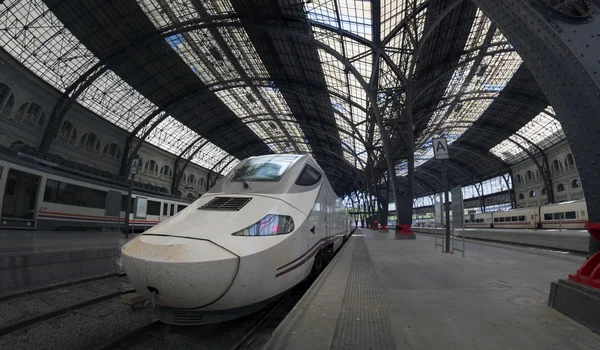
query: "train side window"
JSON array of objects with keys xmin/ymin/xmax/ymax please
[
  {"xmin": 554, "ymin": 213, "xmax": 562, "ymax": 220},
  {"xmin": 44, "ymin": 179, "xmax": 106, "ymax": 209},
  {"xmin": 494, "ymin": 218, "xmax": 498, "ymax": 222},
  {"xmin": 544, "ymin": 213, "xmax": 553, "ymax": 220},
  {"xmin": 518, "ymin": 216, "xmax": 525, "ymax": 221},
  {"xmin": 170, "ymin": 204, "xmax": 175, "ymax": 216},
  {"xmin": 147, "ymin": 201, "xmax": 161, "ymax": 216},
  {"xmin": 511, "ymin": 216, "xmax": 518, "ymax": 221},
  {"xmin": 499, "ymin": 217, "xmax": 505, "ymax": 222},
  {"xmin": 295, "ymin": 165, "xmax": 322, "ymax": 186},
  {"xmin": 163, "ymin": 203, "xmax": 168, "ymax": 216},
  {"xmin": 565, "ymin": 211, "xmax": 576, "ymax": 219},
  {"xmin": 177, "ymin": 205, "xmax": 187, "ymax": 212}
]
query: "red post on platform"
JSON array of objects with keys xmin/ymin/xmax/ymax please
[
  {"xmin": 373, "ymin": 220, "xmax": 378, "ymax": 230},
  {"xmin": 568, "ymin": 221, "xmax": 600, "ymax": 288}
]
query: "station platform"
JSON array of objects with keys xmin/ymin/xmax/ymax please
[{"xmin": 264, "ymin": 230, "xmax": 600, "ymax": 349}]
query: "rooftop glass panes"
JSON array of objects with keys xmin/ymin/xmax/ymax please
[
  {"xmin": 415, "ymin": 9, "xmax": 522, "ymax": 165},
  {"xmin": 137, "ymin": 0, "xmax": 309, "ymax": 155},
  {"xmin": 0, "ymin": 0, "xmax": 234, "ymax": 173},
  {"xmin": 490, "ymin": 106, "xmax": 563, "ymax": 164}
]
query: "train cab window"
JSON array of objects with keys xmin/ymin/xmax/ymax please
[
  {"xmin": 232, "ymin": 155, "xmax": 300, "ymax": 182},
  {"xmin": 147, "ymin": 201, "xmax": 161, "ymax": 216},
  {"xmin": 170, "ymin": 204, "xmax": 175, "ymax": 216},
  {"xmin": 511, "ymin": 216, "xmax": 518, "ymax": 221},
  {"xmin": 177, "ymin": 205, "xmax": 187, "ymax": 212},
  {"xmin": 544, "ymin": 213, "xmax": 553, "ymax": 220},
  {"xmin": 565, "ymin": 211, "xmax": 576, "ymax": 219},
  {"xmin": 518, "ymin": 216, "xmax": 525, "ymax": 221},
  {"xmin": 295, "ymin": 165, "xmax": 322, "ymax": 186},
  {"xmin": 554, "ymin": 213, "xmax": 562, "ymax": 220}
]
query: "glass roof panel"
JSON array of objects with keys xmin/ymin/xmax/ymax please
[
  {"xmin": 306, "ymin": 0, "xmax": 372, "ymax": 41},
  {"xmin": 412, "ymin": 9, "xmax": 522, "ymax": 169},
  {"xmin": 490, "ymin": 106, "xmax": 563, "ymax": 164},
  {"xmin": 138, "ymin": 0, "xmax": 309, "ymax": 155},
  {"xmin": 0, "ymin": 0, "xmax": 235, "ymax": 173}
]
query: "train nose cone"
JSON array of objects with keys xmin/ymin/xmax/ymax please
[{"xmin": 121, "ymin": 235, "xmax": 239, "ymax": 308}]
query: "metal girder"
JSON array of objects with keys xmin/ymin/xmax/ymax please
[
  {"xmin": 470, "ymin": 1, "xmax": 600, "ymax": 261},
  {"xmin": 382, "ymin": 0, "xmax": 430, "ymax": 46},
  {"xmin": 38, "ymin": 63, "xmax": 108, "ymax": 153}
]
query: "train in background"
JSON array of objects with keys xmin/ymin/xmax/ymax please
[
  {"xmin": 0, "ymin": 157, "xmax": 193, "ymax": 232},
  {"xmin": 414, "ymin": 199, "xmax": 587, "ymax": 229}
]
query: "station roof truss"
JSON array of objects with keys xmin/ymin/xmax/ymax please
[{"xmin": 0, "ymin": 0, "xmax": 565, "ymax": 197}]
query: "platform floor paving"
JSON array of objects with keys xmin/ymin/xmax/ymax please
[{"xmin": 264, "ymin": 230, "xmax": 600, "ymax": 350}]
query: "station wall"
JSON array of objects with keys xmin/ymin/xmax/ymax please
[
  {"xmin": 0, "ymin": 50, "xmax": 217, "ymax": 199},
  {"xmin": 511, "ymin": 140, "xmax": 583, "ymax": 208}
]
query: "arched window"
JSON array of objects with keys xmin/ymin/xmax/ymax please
[
  {"xmin": 536, "ymin": 169, "xmax": 540, "ymax": 181},
  {"xmin": 9, "ymin": 140, "xmax": 25, "ymax": 151},
  {"xmin": 144, "ymin": 160, "xmax": 159, "ymax": 176},
  {"xmin": 188, "ymin": 174, "xmax": 196, "ymax": 185},
  {"xmin": 13, "ymin": 102, "xmax": 46, "ymax": 132},
  {"xmin": 516, "ymin": 174, "xmax": 523, "ymax": 184},
  {"xmin": 571, "ymin": 179, "xmax": 581, "ymax": 189},
  {"xmin": 557, "ymin": 183, "xmax": 565, "ymax": 192},
  {"xmin": 102, "ymin": 143, "xmax": 121, "ymax": 160},
  {"xmin": 529, "ymin": 190, "xmax": 536, "ymax": 198},
  {"xmin": 566, "ymin": 153, "xmax": 575, "ymax": 168},
  {"xmin": 160, "ymin": 165, "xmax": 173, "ymax": 177},
  {"xmin": 541, "ymin": 187, "xmax": 547, "ymax": 196},
  {"xmin": 80, "ymin": 133, "xmax": 101, "ymax": 155},
  {"xmin": 186, "ymin": 193, "xmax": 195, "ymax": 199},
  {"xmin": 0, "ymin": 83, "xmax": 15, "ymax": 119},
  {"xmin": 552, "ymin": 159, "xmax": 561, "ymax": 173},
  {"xmin": 56, "ymin": 120, "xmax": 78, "ymax": 146},
  {"xmin": 200, "ymin": 177, "xmax": 204, "ymax": 187},
  {"xmin": 526, "ymin": 170, "xmax": 534, "ymax": 182},
  {"xmin": 518, "ymin": 193, "xmax": 525, "ymax": 200}
]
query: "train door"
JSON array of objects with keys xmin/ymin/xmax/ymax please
[{"xmin": 1, "ymin": 168, "xmax": 41, "ymax": 229}]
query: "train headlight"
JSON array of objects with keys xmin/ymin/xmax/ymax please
[{"xmin": 232, "ymin": 214, "xmax": 295, "ymax": 236}]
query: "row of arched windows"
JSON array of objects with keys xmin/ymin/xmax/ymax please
[
  {"xmin": 1, "ymin": 84, "xmax": 46, "ymax": 133},
  {"xmin": 140, "ymin": 158, "xmax": 206, "ymax": 188},
  {"xmin": 515, "ymin": 153, "xmax": 577, "ymax": 186},
  {"xmin": 517, "ymin": 179, "xmax": 581, "ymax": 200},
  {"xmin": 0, "ymin": 83, "xmax": 123, "ymax": 161}
]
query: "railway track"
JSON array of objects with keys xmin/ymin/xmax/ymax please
[{"xmin": 0, "ymin": 274, "xmax": 134, "ymax": 337}]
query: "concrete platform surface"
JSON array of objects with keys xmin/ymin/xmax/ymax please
[
  {"xmin": 414, "ymin": 227, "xmax": 590, "ymax": 253},
  {"xmin": 265, "ymin": 230, "xmax": 600, "ymax": 350}
]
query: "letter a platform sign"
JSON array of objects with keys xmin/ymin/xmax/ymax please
[{"xmin": 432, "ymin": 137, "xmax": 449, "ymax": 160}]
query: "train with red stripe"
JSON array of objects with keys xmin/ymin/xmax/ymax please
[
  {"xmin": 0, "ymin": 157, "xmax": 192, "ymax": 232},
  {"xmin": 464, "ymin": 200, "xmax": 587, "ymax": 229},
  {"xmin": 122, "ymin": 154, "xmax": 350, "ymax": 325}
]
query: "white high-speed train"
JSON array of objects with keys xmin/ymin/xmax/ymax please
[{"xmin": 121, "ymin": 154, "xmax": 350, "ymax": 325}]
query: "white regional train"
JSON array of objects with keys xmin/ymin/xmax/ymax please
[
  {"xmin": 415, "ymin": 200, "xmax": 588, "ymax": 230},
  {"xmin": 121, "ymin": 154, "xmax": 350, "ymax": 325},
  {"xmin": 0, "ymin": 156, "xmax": 192, "ymax": 231}
]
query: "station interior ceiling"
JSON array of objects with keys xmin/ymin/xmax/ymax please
[{"xmin": 0, "ymin": 0, "xmax": 567, "ymax": 198}]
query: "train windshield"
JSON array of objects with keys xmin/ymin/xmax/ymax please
[{"xmin": 232, "ymin": 155, "xmax": 301, "ymax": 182}]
